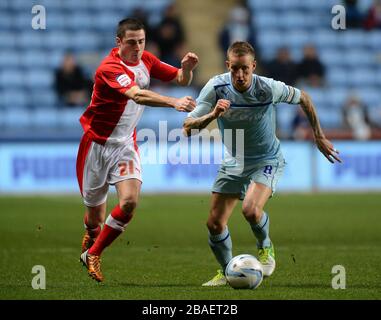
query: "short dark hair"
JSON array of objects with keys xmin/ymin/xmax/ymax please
[
  {"xmin": 227, "ymin": 41, "xmax": 256, "ymax": 60},
  {"xmin": 116, "ymin": 18, "xmax": 146, "ymax": 39}
]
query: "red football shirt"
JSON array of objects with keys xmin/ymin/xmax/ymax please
[{"xmin": 80, "ymin": 48, "xmax": 179, "ymax": 145}]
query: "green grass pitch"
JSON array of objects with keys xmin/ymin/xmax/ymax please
[{"xmin": 0, "ymin": 193, "xmax": 380, "ymax": 300}]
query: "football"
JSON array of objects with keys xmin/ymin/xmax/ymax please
[{"xmin": 225, "ymin": 254, "xmax": 264, "ymax": 289}]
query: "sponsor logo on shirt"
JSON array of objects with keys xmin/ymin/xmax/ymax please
[
  {"xmin": 220, "ymin": 89, "xmax": 230, "ymax": 99},
  {"xmin": 116, "ymin": 74, "xmax": 131, "ymax": 87},
  {"xmin": 256, "ymin": 89, "xmax": 267, "ymax": 102}
]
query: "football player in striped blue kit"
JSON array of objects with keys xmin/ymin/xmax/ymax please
[{"xmin": 183, "ymin": 41, "xmax": 341, "ymax": 286}]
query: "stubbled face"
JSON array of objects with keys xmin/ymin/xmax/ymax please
[
  {"xmin": 116, "ymin": 29, "xmax": 145, "ymax": 64},
  {"xmin": 226, "ymin": 53, "xmax": 256, "ymax": 92}
]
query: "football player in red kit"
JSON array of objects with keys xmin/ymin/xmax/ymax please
[{"xmin": 78, "ymin": 18, "xmax": 198, "ymax": 282}]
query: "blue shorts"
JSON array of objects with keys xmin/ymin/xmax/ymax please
[{"xmin": 212, "ymin": 160, "xmax": 286, "ymax": 200}]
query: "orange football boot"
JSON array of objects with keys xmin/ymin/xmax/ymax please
[
  {"xmin": 80, "ymin": 250, "xmax": 104, "ymax": 282},
  {"xmin": 81, "ymin": 230, "xmax": 97, "ymax": 253}
]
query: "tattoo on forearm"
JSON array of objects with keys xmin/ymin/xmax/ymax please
[
  {"xmin": 184, "ymin": 114, "xmax": 215, "ymax": 136},
  {"xmin": 300, "ymin": 94, "xmax": 324, "ymax": 138}
]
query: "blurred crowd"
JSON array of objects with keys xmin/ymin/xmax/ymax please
[
  {"xmin": 263, "ymin": 45, "xmax": 325, "ymax": 88},
  {"xmin": 131, "ymin": 4, "xmax": 187, "ymax": 68},
  {"xmin": 346, "ymin": 0, "xmax": 381, "ymax": 30},
  {"xmin": 290, "ymin": 93, "xmax": 379, "ymax": 141},
  {"xmin": 53, "ymin": 1, "xmax": 381, "ymax": 141},
  {"xmin": 54, "ymin": 3, "xmax": 187, "ymax": 107}
]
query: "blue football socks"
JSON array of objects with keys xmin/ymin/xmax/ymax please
[
  {"xmin": 250, "ymin": 211, "xmax": 271, "ymax": 248},
  {"xmin": 208, "ymin": 226, "xmax": 233, "ymax": 272}
]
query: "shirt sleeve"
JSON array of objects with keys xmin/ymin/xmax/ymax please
[
  {"xmin": 188, "ymin": 79, "xmax": 216, "ymax": 118},
  {"xmin": 271, "ymin": 79, "xmax": 301, "ymax": 104},
  {"xmin": 99, "ymin": 65, "xmax": 137, "ymax": 95},
  {"xmin": 149, "ymin": 54, "xmax": 179, "ymax": 82}
]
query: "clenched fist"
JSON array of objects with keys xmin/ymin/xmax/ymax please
[
  {"xmin": 212, "ymin": 99, "xmax": 230, "ymax": 118},
  {"xmin": 174, "ymin": 96, "xmax": 196, "ymax": 112},
  {"xmin": 181, "ymin": 52, "xmax": 199, "ymax": 72}
]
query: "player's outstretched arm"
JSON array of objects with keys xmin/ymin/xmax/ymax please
[
  {"xmin": 299, "ymin": 90, "xmax": 342, "ymax": 163},
  {"xmin": 125, "ymin": 86, "xmax": 195, "ymax": 112},
  {"xmin": 183, "ymin": 99, "xmax": 230, "ymax": 136},
  {"xmin": 176, "ymin": 52, "xmax": 199, "ymax": 86}
]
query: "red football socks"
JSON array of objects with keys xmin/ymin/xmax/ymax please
[{"xmin": 88, "ymin": 205, "xmax": 132, "ymax": 256}]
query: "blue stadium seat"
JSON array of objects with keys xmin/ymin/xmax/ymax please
[
  {"xmin": 18, "ymin": 31, "xmax": 44, "ymax": 49},
  {"xmin": 25, "ymin": 69, "xmax": 54, "ymax": 89},
  {"xmin": 257, "ymin": 30, "xmax": 283, "ymax": 52},
  {"xmin": 67, "ymin": 12, "xmax": 95, "ymax": 31},
  {"xmin": 299, "ymin": 0, "xmax": 335, "ymax": 11},
  {"xmin": 44, "ymin": 31, "xmax": 72, "ymax": 50},
  {"xmin": 327, "ymin": 68, "xmax": 348, "ymax": 87},
  {"xmin": 360, "ymin": 88, "xmax": 381, "ymax": 108},
  {"xmin": 30, "ymin": 108, "xmax": 60, "ymax": 128},
  {"xmin": 21, "ymin": 50, "xmax": 49, "ymax": 68},
  {"xmin": 248, "ymin": 0, "xmax": 280, "ymax": 10},
  {"xmin": 316, "ymin": 106, "xmax": 343, "ymax": 128},
  {"xmin": 46, "ymin": 12, "xmax": 67, "ymax": 30},
  {"xmin": 253, "ymin": 11, "xmax": 280, "ymax": 29},
  {"xmin": 139, "ymin": 108, "xmax": 185, "ymax": 132},
  {"xmin": 0, "ymin": 89, "xmax": 5, "ymax": 109},
  {"xmin": 281, "ymin": 12, "xmax": 309, "ymax": 30},
  {"xmin": 36, "ymin": 0, "xmax": 63, "ymax": 10},
  {"xmin": 276, "ymin": 0, "xmax": 303, "ymax": 11},
  {"xmin": 13, "ymin": 13, "xmax": 34, "ymax": 30},
  {"xmin": 0, "ymin": 32, "xmax": 17, "ymax": 48},
  {"xmin": 142, "ymin": 0, "xmax": 172, "ymax": 13},
  {"xmin": 0, "ymin": 0, "xmax": 8, "ymax": 10},
  {"xmin": 0, "ymin": 111, "xmax": 5, "ymax": 128},
  {"xmin": 57, "ymin": 107, "xmax": 85, "ymax": 129},
  {"xmin": 93, "ymin": 11, "xmax": 126, "ymax": 32},
  {"xmin": 9, "ymin": 0, "xmax": 33, "ymax": 10},
  {"xmin": 376, "ymin": 68, "xmax": 381, "ymax": 86},
  {"xmin": 47, "ymin": 51, "xmax": 65, "ymax": 69},
  {"xmin": 3, "ymin": 107, "xmax": 32, "ymax": 127},
  {"xmin": 314, "ymin": 30, "xmax": 339, "ymax": 50},
  {"xmin": 0, "ymin": 69, "xmax": 24, "ymax": 88},
  {"xmin": 153, "ymin": 86, "xmax": 198, "ymax": 100},
  {"xmin": 114, "ymin": 0, "xmax": 151, "ymax": 12},
  {"xmin": 2, "ymin": 90, "xmax": 28, "ymax": 108},
  {"xmin": 91, "ymin": 0, "xmax": 130, "ymax": 10},
  {"xmin": 71, "ymin": 32, "xmax": 100, "ymax": 52},
  {"xmin": 59, "ymin": 0, "xmax": 91, "ymax": 10},
  {"xmin": 248, "ymin": 0, "xmax": 268, "ymax": 9},
  {"xmin": 337, "ymin": 30, "xmax": 368, "ymax": 49},
  {"xmin": 347, "ymin": 68, "xmax": 376, "ymax": 87},
  {"xmin": 92, "ymin": 0, "xmax": 115, "ymax": 10},
  {"xmin": 276, "ymin": 104, "xmax": 296, "ymax": 135},
  {"xmin": 344, "ymin": 50, "xmax": 376, "ymax": 67},
  {"xmin": 287, "ymin": 31, "xmax": 310, "ymax": 49},
  {"xmin": 320, "ymin": 49, "xmax": 345, "ymax": 67},
  {"xmin": 328, "ymin": 88, "xmax": 348, "ymax": 109},
  {"xmin": 0, "ymin": 51, "xmax": 21, "ymax": 68},
  {"xmin": 31, "ymin": 90, "xmax": 58, "ymax": 107},
  {"xmin": 306, "ymin": 88, "xmax": 328, "ymax": 108},
  {"xmin": 289, "ymin": 47, "xmax": 303, "ymax": 61},
  {"xmin": 367, "ymin": 31, "xmax": 381, "ymax": 50},
  {"xmin": 308, "ymin": 13, "xmax": 331, "ymax": 29},
  {"xmin": 0, "ymin": 13, "xmax": 12, "ymax": 30}
]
